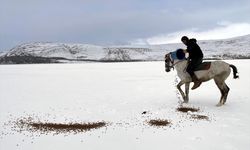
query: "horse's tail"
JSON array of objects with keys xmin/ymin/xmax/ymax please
[{"xmin": 229, "ymin": 64, "xmax": 239, "ymax": 79}]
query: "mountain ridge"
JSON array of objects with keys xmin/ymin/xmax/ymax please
[{"xmin": 1, "ymin": 34, "xmax": 250, "ymax": 64}]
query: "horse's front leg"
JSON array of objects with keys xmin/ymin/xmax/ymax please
[
  {"xmin": 184, "ymin": 82, "xmax": 190, "ymax": 103},
  {"xmin": 177, "ymin": 81, "xmax": 186, "ymax": 102}
]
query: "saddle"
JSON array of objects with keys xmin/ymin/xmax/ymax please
[{"xmin": 194, "ymin": 62, "xmax": 211, "ymax": 71}]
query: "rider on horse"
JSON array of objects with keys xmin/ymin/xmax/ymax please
[{"xmin": 181, "ymin": 36, "xmax": 204, "ymax": 90}]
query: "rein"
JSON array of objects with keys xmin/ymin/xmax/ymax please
[
  {"xmin": 165, "ymin": 53, "xmax": 186, "ymax": 69},
  {"xmin": 172, "ymin": 59, "xmax": 186, "ymax": 67},
  {"xmin": 167, "ymin": 60, "xmax": 184, "ymax": 68}
]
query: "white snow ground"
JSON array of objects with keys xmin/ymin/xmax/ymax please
[{"xmin": 0, "ymin": 60, "xmax": 249, "ymax": 150}]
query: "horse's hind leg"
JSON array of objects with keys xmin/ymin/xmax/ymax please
[
  {"xmin": 222, "ymin": 84, "xmax": 230, "ymax": 104},
  {"xmin": 214, "ymin": 78, "xmax": 229, "ymax": 106}
]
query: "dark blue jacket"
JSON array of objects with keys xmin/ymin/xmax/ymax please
[{"xmin": 186, "ymin": 39, "xmax": 203, "ymax": 60}]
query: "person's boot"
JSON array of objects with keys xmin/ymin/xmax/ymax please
[{"xmin": 191, "ymin": 75, "xmax": 202, "ymax": 90}]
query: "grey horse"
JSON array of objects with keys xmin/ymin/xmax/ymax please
[{"xmin": 165, "ymin": 51, "xmax": 239, "ymax": 106}]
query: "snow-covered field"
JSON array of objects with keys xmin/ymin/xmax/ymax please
[{"xmin": 0, "ymin": 60, "xmax": 249, "ymax": 150}]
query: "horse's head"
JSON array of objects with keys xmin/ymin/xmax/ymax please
[{"xmin": 165, "ymin": 53, "xmax": 174, "ymax": 72}]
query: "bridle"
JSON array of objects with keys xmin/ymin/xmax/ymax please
[
  {"xmin": 165, "ymin": 52, "xmax": 186, "ymax": 72},
  {"xmin": 165, "ymin": 53, "xmax": 175, "ymax": 70}
]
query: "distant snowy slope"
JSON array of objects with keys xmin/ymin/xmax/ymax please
[
  {"xmin": 4, "ymin": 42, "xmax": 104, "ymax": 60},
  {"xmin": 197, "ymin": 35, "xmax": 250, "ymax": 59},
  {"xmin": 1, "ymin": 34, "xmax": 250, "ymax": 64},
  {"xmin": 151, "ymin": 34, "xmax": 250, "ymax": 59},
  {"xmin": 102, "ymin": 47, "xmax": 154, "ymax": 61}
]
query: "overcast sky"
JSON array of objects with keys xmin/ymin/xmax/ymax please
[{"xmin": 1, "ymin": 0, "xmax": 250, "ymax": 51}]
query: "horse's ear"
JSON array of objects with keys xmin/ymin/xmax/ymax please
[{"xmin": 165, "ymin": 54, "xmax": 169, "ymax": 59}]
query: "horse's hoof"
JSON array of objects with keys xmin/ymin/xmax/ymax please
[
  {"xmin": 183, "ymin": 100, "xmax": 189, "ymax": 103},
  {"xmin": 216, "ymin": 103, "xmax": 223, "ymax": 107}
]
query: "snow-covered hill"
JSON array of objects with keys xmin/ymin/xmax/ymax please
[
  {"xmin": 190, "ymin": 34, "xmax": 250, "ymax": 59},
  {"xmin": 150, "ymin": 34, "xmax": 250, "ymax": 59},
  {"xmin": 2, "ymin": 42, "xmax": 104, "ymax": 60},
  {"xmin": 1, "ymin": 35, "xmax": 250, "ymax": 64}
]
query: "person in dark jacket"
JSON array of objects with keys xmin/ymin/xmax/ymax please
[{"xmin": 181, "ymin": 36, "xmax": 203, "ymax": 90}]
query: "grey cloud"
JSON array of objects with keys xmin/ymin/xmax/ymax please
[{"xmin": 1, "ymin": 0, "xmax": 250, "ymax": 51}]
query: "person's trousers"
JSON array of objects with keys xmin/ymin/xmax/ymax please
[{"xmin": 186, "ymin": 58, "xmax": 203, "ymax": 76}]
